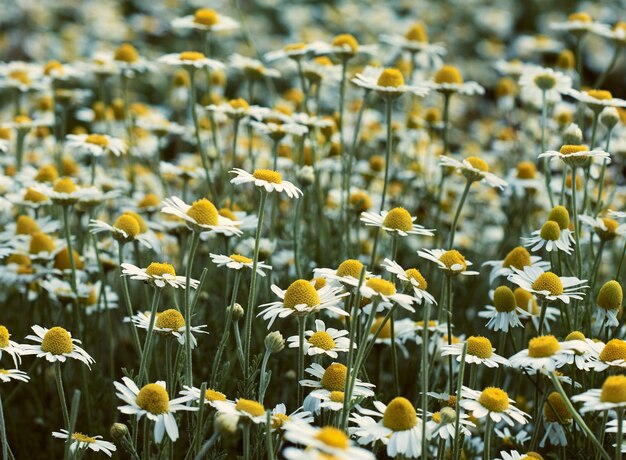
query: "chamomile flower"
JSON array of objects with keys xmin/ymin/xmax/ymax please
[
  {"xmin": 121, "ymin": 262, "xmax": 199, "ymax": 289},
  {"xmin": 180, "ymin": 386, "xmax": 230, "ymax": 408},
  {"xmin": 352, "ymin": 66, "xmax": 430, "ymax": 98},
  {"xmin": 212, "ymin": 398, "xmax": 267, "ymax": 424},
  {"xmin": 114, "ymin": 378, "xmax": 196, "ymax": 442},
  {"xmin": 379, "ymin": 21, "xmax": 446, "ymax": 57},
  {"xmin": 587, "ymin": 339, "xmax": 626, "ymax": 371},
  {"xmin": 158, "ymin": 52, "xmax": 224, "ymax": 71},
  {"xmin": 509, "ymin": 335, "xmax": 578, "ymax": 373},
  {"xmin": 418, "ymin": 248, "xmax": 480, "ymax": 276},
  {"xmin": 22, "ymin": 325, "xmax": 94, "ymax": 367},
  {"xmin": 287, "ymin": 319, "xmax": 352, "ymax": 358},
  {"xmin": 270, "ymin": 404, "xmax": 314, "ymax": 432},
  {"xmin": 566, "ymin": 88, "xmax": 626, "ymax": 110},
  {"xmin": 595, "ymin": 280, "xmax": 623, "ymax": 328},
  {"xmin": 441, "ymin": 335, "xmax": 510, "ymax": 368},
  {"xmin": 284, "ymin": 423, "xmax": 375, "ymax": 460},
  {"xmin": 381, "ymin": 259, "xmax": 436, "ymax": 305},
  {"xmin": 359, "ymin": 277, "xmax": 417, "ymax": 312},
  {"xmin": 579, "ymin": 215, "xmax": 626, "ymax": 241},
  {"xmin": 89, "ymin": 214, "xmax": 153, "ymax": 248},
  {"xmin": 572, "ymin": 375, "xmax": 626, "ymax": 413},
  {"xmin": 229, "ymin": 54, "xmax": 281, "ymax": 79},
  {"xmin": 209, "ymin": 253, "xmax": 271, "ymax": 276},
  {"xmin": 522, "ymin": 220, "xmax": 574, "ymax": 254},
  {"xmin": 51, "ymin": 430, "xmax": 116, "ymax": 456},
  {"xmin": 360, "ymin": 207, "xmax": 435, "ymax": 237},
  {"xmin": 350, "ymin": 397, "xmax": 425, "ymax": 458},
  {"xmin": 171, "ymin": 8, "xmax": 239, "ymax": 33},
  {"xmin": 161, "ymin": 197, "xmax": 242, "ymax": 235},
  {"xmin": 0, "ymin": 325, "xmax": 25, "ymax": 366},
  {"xmin": 518, "ymin": 67, "xmax": 572, "ymax": 105},
  {"xmin": 308, "ymin": 389, "xmax": 350, "ymax": 412},
  {"xmin": 507, "ymin": 266, "xmax": 588, "ymax": 304},
  {"xmin": 539, "ymin": 145, "xmax": 610, "ymax": 168},
  {"xmin": 482, "ymin": 246, "xmax": 549, "ymax": 285},
  {"xmin": 426, "ymin": 407, "xmax": 474, "ymax": 441},
  {"xmin": 300, "ymin": 362, "xmax": 375, "ymax": 414},
  {"xmin": 259, "ymin": 279, "xmax": 348, "ymax": 328},
  {"xmin": 230, "ymin": 168, "xmax": 303, "ymax": 198},
  {"xmin": 66, "ymin": 133, "xmax": 127, "ymax": 157},
  {"xmin": 0, "ymin": 369, "xmax": 29, "ymax": 383},
  {"xmin": 460, "ymin": 386, "xmax": 530, "ymax": 426},
  {"xmin": 264, "ymin": 41, "xmax": 329, "ymax": 62},
  {"xmin": 130, "ymin": 309, "xmax": 208, "ymax": 348},
  {"xmin": 439, "ymin": 155, "xmax": 507, "ymax": 189},
  {"xmin": 38, "ymin": 177, "xmax": 84, "ymax": 206},
  {"xmin": 478, "ymin": 286, "xmax": 530, "ymax": 332},
  {"xmin": 550, "ymin": 12, "xmax": 601, "ymax": 35},
  {"xmin": 314, "ymin": 259, "xmax": 371, "ymax": 288},
  {"xmin": 428, "ymin": 64, "xmax": 484, "ymax": 95},
  {"xmin": 541, "ymin": 391, "xmax": 572, "ymax": 447}
]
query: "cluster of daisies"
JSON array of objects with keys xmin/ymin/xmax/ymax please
[{"xmin": 1, "ymin": 0, "xmax": 626, "ymax": 459}]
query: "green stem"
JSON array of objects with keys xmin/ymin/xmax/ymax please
[
  {"xmin": 452, "ymin": 342, "xmax": 468, "ymax": 460},
  {"xmin": 421, "ymin": 300, "xmax": 431, "ymax": 460},
  {"xmin": 118, "ymin": 243, "xmax": 142, "ymax": 355},
  {"xmin": 448, "ymin": 180, "xmax": 472, "ymax": 249},
  {"xmin": 55, "ymin": 363, "xmax": 70, "ymax": 431},
  {"xmin": 442, "ymin": 93, "xmax": 451, "ymax": 155},
  {"xmin": 297, "ymin": 315, "xmax": 306, "ymax": 405},
  {"xmin": 293, "ymin": 196, "xmax": 304, "ymax": 279},
  {"xmin": 189, "ymin": 70, "xmax": 212, "ymax": 197},
  {"xmin": 617, "ymin": 409, "xmax": 624, "ymax": 460},
  {"xmin": 60, "ymin": 206, "xmax": 78, "ymax": 295},
  {"xmin": 229, "ymin": 118, "xmax": 241, "ymax": 206},
  {"xmin": 483, "ymin": 417, "xmax": 493, "ymax": 460},
  {"xmin": 137, "ymin": 288, "xmax": 162, "ymax": 385},
  {"xmin": 595, "ymin": 46, "xmax": 621, "ymax": 88},
  {"xmin": 571, "ymin": 166, "xmax": 583, "ymax": 277},
  {"xmin": 184, "ymin": 232, "xmax": 201, "ymax": 386},
  {"xmin": 0, "ymin": 394, "xmax": 8, "ymax": 460},
  {"xmin": 538, "ymin": 299, "xmax": 549, "ymax": 336},
  {"xmin": 211, "ymin": 271, "xmax": 241, "ymax": 387},
  {"xmin": 242, "ymin": 423, "xmax": 251, "ymax": 460}
]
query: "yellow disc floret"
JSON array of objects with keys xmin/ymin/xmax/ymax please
[
  {"xmin": 53, "ymin": 177, "xmax": 77, "ymax": 194},
  {"xmin": 406, "ymin": 22, "xmax": 428, "ymax": 42},
  {"xmin": 540, "ymin": 221, "xmax": 561, "ymax": 241},
  {"xmin": 308, "ymin": 331, "xmax": 336, "ymax": 351},
  {"xmin": 41, "ymin": 326, "xmax": 73, "ymax": 355},
  {"xmin": 405, "ymin": 268, "xmax": 428, "ymax": 290},
  {"xmin": 493, "ymin": 286, "xmax": 517, "ymax": 313},
  {"xmin": 548, "ymin": 206, "xmax": 570, "ymax": 230},
  {"xmin": 543, "ymin": 391, "xmax": 572, "ymax": 423},
  {"xmin": 235, "ymin": 398, "xmax": 265, "ymax": 417},
  {"xmin": 23, "ymin": 187, "xmax": 48, "ymax": 203},
  {"xmin": 478, "ymin": 387, "xmax": 510, "ymax": 412},
  {"xmin": 370, "ymin": 316, "xmax": 392, "ymax": 339},
  {"xmin": 597, "ymin": 280, "xmax": 623, "ymax": 311},
  {"xmin": 145, "ymin": 262, "xmax": 176, "ymax": 277},
  {"xmin": 71, "ymin": 433, "xmax": 96, "ymax": 444},
  {"xmin": 600, "ymin": 375, "xmax": 626, "ymax": 403},
  {"xmin": 186, "ymin": 198, "xmax": 218, "ymax": 226},
  {"xmin": 0, "ymin": 326, "xmax": 10, "ymax": 348},
  {"xmin": 136, "ymin": 383, "xmax": 169, "ymax": 414},
  {"xmin": 565, "ymin": 331, "xmax": 586, "ymax": 341},
  {"xmin": 156, "ymin": 309, "xmax": 185, "ymax": 330},
  {"xmin": 29, "ymin": 231, "xmax": 55, "ymax": 254},
  {"xmin": 382, "ymin": 397, "xmax": 418, "ymax": 431},
  {"xmin": 439, "ymin": 250, "xmax": 467, "ymax": 271},
  {"xmin": 138, "ymin": 193, "xmax": 160, "ymax": 209},
  {"xmin": 114, "ymin": 44, "xmax": 139, "ymax": 63},
  {"xmin": 599, "ymin": 339, "xmax": 626, "ymax": 362},
  {"xmin": 514, "ymin": 288, "xmax": 538, "ymax": 314},
  {"xmin": 365, "ymin": 278, "xmax": 396, "ymax": 296},
  {"xmin": 315, "ymin": 427, "xmax": 349, "ymax": 449},
  {"xmin": 467, "ymin": 336, "xmax": 493, "ymax": 359},
  {"xmin": 502, "ymin": 246, "xmax": 532, "ymax": 270},
  {"xmin": 376, "ymin": 68, "xmax": 405, "ymax": 88},
  {"xmin": 15, "ymin": 215, "xmax": 39, "ymax": 235},
  {"xmin": 528, "ymin": 335, "xmax": 560, "ymax": 358},
  {"xmin": 180, "ymin": 51, "xmax": 205, "ymax": 61},
  {"xmin": 85, "ymin": 134, "xmax": 109, "ymax": 147},
  {"xmin": 205, "ymin": 388, "xmax": 227, "ymax": 402},
  {"xmin": 531, "ymin": 272, "xmax": 563, "ymax": 295},
  {"xmin": 587, "ymin": 89, "xmax": 612, "ymax": 101},
  {"xmin": 230, "ymin": 254, "xmax": 253, "ymax": 264},
  {"xmin": 559, "ymin": 144, "xmax": 588, "ymax": 155},
  {"xmin": 252, "ymin": 169, "xmax": 282, "ymax": 184},
  {"xmin": 35, "ymin": 165, "xmax": 59, "ymax": 183},
  {"xmin": 114, "ymin": 214, "xmax": 140, "ymax": 238},
  {"xmin": 434, "ymin": 65, "xmax": 463, "ymax": 84},
  {"xmin": 336, "ymin": 259, "xmax": 363, "ymax": 278},
  {"xmin": 516, "ymin": 161, "xmax": 537, "ymax": 179},
  {"xmin": 194, "ymin": 8, "xmax": 219, "ymax": 26},
  {"xmin": 321, "ymin": 363, "xmax": 347, "ymax": 391},
  {"xmin": 382, "ymin": 207, "xmax": 414, "ymax": 232},
  {"xmin": 332, "ymin": 34, "xmax": 359, "ymax": 53},
  {"xmin": 283, "ymin": 280, "xmax": 320, "ymax": 309},
  {"xmin": 466, "ymin": 156, "xmax": 489, "ymax": 172}
]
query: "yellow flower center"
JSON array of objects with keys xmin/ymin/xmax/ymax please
[
  {"xmin": 382, "ymin": 207, "xmax": 413, "ymax": 231},
  {"xmin": 205, "ymin": 388, "xmax": 227, "ymax": 402},
  {"xmin": 405, "ymin": 22, "xmax": 428, "ymax": 42},
  {"xmin": 229, "ymin": 98, "xmax": 249, "ymax": 110},
  {"xmin": 502, "ymin": 246, "xmax": 532, "ymax": 270},
  {"xmin": 559, "ymin": 144, "xmax": 588, "ymax": 155},
  {"xmin": 600, "ymin": 375, "xmax": 626, "ymax": 403},
  {"xmin": 71, "ymin": 433, "xmax": 96, "ymax": 444},
  {"xmin": 524, "ymin": 453, "xmax": 544, "ymax": 460},
  {"xmin": 219, "ymin": 208, "xmax": 238, "ymax": 221},
  {"xmin": 136, "ymin": 383, "xmax": 169, "ymax": 414},
  {"xmin": 0, "ymin": 326, "xmax": 10, "ymax": 348},
  {"xmin": 15, "ymin": 215, "xmax": 39, "ymax": 235},
  {"xmin": 123, "ymin": 211, "xmax": 148, "ymax": 233},
  {"xmin": 156, "ymin": 309, "xmax": 185, "ymax": 330},
  {"xmin": 138, "ymin": 194, "xmax": 160, "ymax": 208},
  {"xmin": 114, "ymin": 214, "xmax": 140, "ymax": 238},
  {"xmin": 540, "ymin": 221, "xmax": 561, "ymax": 241},
  {"xmin": 369, "ymin": 155, "xmax": 385, "ymax": 172},
  {"xmin": 493, "ymin": 286, "xmax": 517, "ymax": 313},
  {"xmin": 568, "ymin": 12, "xmax": 592, "ymax": 22},
  {"xmin": 432, "ymin": 411, "xmax": 442, "ymax": 423},
  {"xmin": 543, "ymin": 391, "xmax": 572, "ymax": 422},
  {"xmin": 145, "ymin": 262, "xmax": 176, "ymax": 277},
  {"xmin": 366, "ymin": 278, "xmax": 396, "ymax": 296},
  {"xmin": 587, "ymin": 89, "xmax": 612, "ymax": 101},
  {"xmin": 336, "ymin": 259, "xmax": 363, "ymax": 278},
  {"xmin": 598, "ymin": 218, "xmax": 619, "ymax": 240},
  {"xmin": 180, "ymin": 51, "xmax": 205, "ymax": 61},
  {"xmin": 283, "ymin": 280, "xmax": 320, "ymax": 309},
  {"xmin": 531, "ymin": 272, "xmax": 563, "ymax": 295},
  {"xmin": 434, "ymin": 65, "xmax": 463, "ymax": 84},
  {"xmin": 54, "ymin": 248, "xmax": 84, "ymax": 271},
  {"xmin": 467, "ymin": 336, "xmax": 493, "ymax": 359},
  {"xmin": 548, "ymin": 206, "xmax": 570, "ymax": 230},
  {"xmin": 114, "ymin": 44, "xmax": 139, "ymax": 63},
  {"xmin": 599, "ymin": 339, "xmax": 626, "ymax": 362},
  {"xmin": 6, "ymin": 254, "xmax": 30, "ymax": 266},
  {"xmin": 235, "ymin": 398, "xmax": 265, "ymax": 417},
  {"xmin": 252, "ymin": 169, "xmax": 282, "ymax": 184},
  {"xmin": 368, "ymin": 316, "xmax": 390, "ymax": 339},
  {"xmin": 515, "ymin": 288, "xmax": 538, "ymax": 315},
  {"xmin": 321, "ymin": 363, "xmax": 347, "ymax": 391},
  {"xmin": 9, "ymin": 69, "xmax": 30, "ymax": 85},
  {"xmin": 53, "ymin": 177, "xmax": 77, "ymax": 194},
  {"xmin": 29, "ymin": 231, "xmax": 55, "ymax": 254},
  {"xmin": 376, "ymin": 68, "xmax": 405, "ymax": 88},
  {"xmin": 466, "ymin": 156, "xmax": 489, "ymax": 172},
  {"xmin": 85, "ymin": 134, "xmax": 109, "ymax": 147},
  {"xmin": 565, "ymin": 331, "xmax": 586, "ymax": 341},
  {"xmin": 194, "ymin": 8, "xmax": 219, "ymax": 26},
  {"xmin": 187, "ymin": 199, "xmax": 218, "ymax": 226},
  {"xmin": 230, "ymin": 254, "xmax": 252, "ymax": 264},
  {"xmin": 528, "ymin": 335, "xmax": 560, "ymax": 357},
  {"xmin": 517, "ymin": 161, "xmax": 537, "ymax": 179},
  {"xmin": 23, "ymin": 187, "xmax": 48, "ymax": 203},
  {"xmin": 478, "ymin": 387, "xmax": 510, "ymax": 412},
  {"xmin": 349, "ymin": 191, "xmax": 372, "ymax": 212},
  {"xmin": 597, "ymin": 280, "xmax": 623, "ymax": 311},
  {"xmin": 308, "ymin": 331, "xmax": 336, "ymax": 350},
  {"xmin": 41, "ymin": 326, "xmax": 73, "ymax": 355},
  {"xmin": 272, "ymin": 413, "xmax": 290, "ymax": 429},
  {"xmin": 439, "ymin": 250, "xmax": 467, "ymax": 271},
  {"xmin": 315, "ymin": 427, "xmax": 349, "ymax": 449},
  {"xmin": 382, "ymin": 397, "xmax": 418, "ymax": 431},
  {"xmin": 332, "ymin": 34, "xmax": 359, "ymax": 53},
  {"xmin": 284, "ymin": 43, "xmax": 306, "ymax": 52},
  {"xmin": 35, "ymin": 165, "xmax": 59, "ymax": 183},
  {"xmin": 323, "ymin": 391, "xmax": 342, "ymax": 404},
  {"xmin": 311, "ymin": 277, "xmax": 327, "ymax": 290},
  {"xmin": 405, "ymin": 268, "xmax": 428, "ymax": 290}
]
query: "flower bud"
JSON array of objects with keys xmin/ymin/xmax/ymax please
[
  {"xmin": 265, "ymin": 331, "xmax": 285, "ymax": 353},
  {"xmin": 296, "ymin": 166, "xmax": 315, "ymax": 187},
  {"xmin": 229, "ymin": 303, "xmax": 244, "ymax": 321},
  {"xmin": 563, "ymin": 123, "xmax": 583, "ymax": 145},
  {"xmin": 600, "ymin": 106, "xmax": 620, "ymax": 129}
]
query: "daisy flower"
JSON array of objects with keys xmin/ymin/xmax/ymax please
[
  {"xmin": 158, "ymin": 52, "xmax": 224, "ymax": 71},
  {"xmin": 284, "ymin": 423, "xmax": 375, "ymax": 460},
  {"xmin": 180, "ymin": 386, "xmax": 230, "ymax": 408},
  {"xmin": 51, "ymin": 430, "xmax": 116, "ymax": 456},
  {"xmin": 171, "ymin": 8, "xmax": 239, "ymax": 33},
  {"xmin": 596, "ymin": 280, "xmax": 623, "ymax": 328},
  {"xmin": 483, "ymin": 246, "xmax": 543, "ymax": 285},
  {"xmin": 314, "ymin": 259, "xmax": 371, "ymax": 288},
  {"xmin": 509, "ymin": 335, "xmax": 578, "ymax": 373},
  {"xmin": 287, "ymin": 319, "xmax": 352, "ymax": 358},
  {"xmin": 572, "ymin": 375, "xmax": 626, "ymax": 413},
  {"xmin": 300, "ymin": 362, "xmax": 375, "ymax": 414},
  {"xmin": 230, "ymin": 168, "xmax": 302, "ymax": 198},
  {"xmin": 360, "ymin": 207, "xmax": 435, "ymax": 237},
  {"xmin": 229, "ymin": 54, "xmax": 281, "ymax": 80},
  {"xmin": 566, "ymin": 88, "xmax": 626, "ymax": 110},
  {"xmin": 161, "ymin": 197, "xmax": 242, "ymax": 235},
  {"xmin": 22, "ymin": 325, "xmax": 94, "ymax": 367},
  {"xmin": 579, "ymin": 215, "xmax": 626, "ymax": 241},
  {"xmin": 521, "ymin": 220, "xmax": 574, "ymax": 254},
  {"xmin": 350, "ymin": 397, "xmax": 424, "ymax": 459},
  {"xmin": 426, "ymin": 406, "xmax": 474, "ymax": 441},
  {"xmin": 89, "ymin": 214, "xmax": 153, "ymax": 248},
  {"xmin": 506, "ymin": 161, "xmax": 544, "ymax": 192},
  {"xmin": 550, "ymin": 12, "xmax": 605, "ymax": 35},
  {"xmin": 460, "ymin": 386, "xmax": 530, "ymax": 426},
  {"xmin": 587, "ymin": 339, "xmax": 626, "ymax": 371},
  {"xmin": 121, "ymin": 262, "xmax": 199, "ymax": 289},
  {"xmin": 418, "ymin": 248, "xmax": 480, "ymax": 276},
  {"xmin": 270, "ymin": 403, "xmax": 314, "ymax": 432},
  {"xmin": 114, "ymin": 378, "xmax": 196, "ymax": 442},
  {"xmin": 478, "ymin": 286, "xmax": 531, "ymax": 332},
  {"xmin": 65, "ymin": 133, "xmax": 127, "ymax": 157},
  {"xmin": 441, "ymin": 335, "xmax": 510, "ymax": 368},
  {"xmin": 507, "ymin": 266, "xmax": 587, "ymax": 304},
  {"xmin": 439, "ymin": 155, "xmax": 507, "ymax": 189},
  {"xmin": 264, "ymin": 41, "xmax": 329, "ymax": 62},
  {"xmin": 213, "ymin": 398, "xmax": 267, "ymax": 424},
  {"xmin": 379, "ymin": 21, "xmax": 446, "ymax": 57},
  {"xmin": 317, "ymin": 34, "xmax": 377, "ymax": 60},
  {"xmin": 37, "ymin": 177, "xmax": 84, "ymax": 206},
  {"xmin": 518, "ymin": 66, "xmax": 572, "ymax": 105},
  {"xmin": 381, "ymin": 259, "xmax": 436, "ymax": 304},
  {"xmin": 130, "ymin": 309, "xmax": 208, "ymax": 348},
  {"xmin": 539, "ymin": 144, "xmax": 610, "ymax": 168},
  {"xmin": 352, "ymin": 66, "xmax": 430, "ymax": 98},
  {"xmin": 428, "ymin": 64, "xmax": 484, "ymax": 95},
  {"xmin": 209, "ymin": 253, "xmax": 271, "ymax": 276},
  {"xmin": 358, "ymin": 277, "xmax": 417, "ymax": 312},
  {"xmin": 0, "ymin": 369, "xmax": 29, "ymax": 383},
  {"xmin": 0, "ymin": 325, "xmax": 26, "ymax": 366},
  {"xmin": 540, "ymin": 391, "xmax": 572, "ymax": 447},
  {"xmin": 258, "ymin": 279, "xmax": 348, "ymax": 328}
]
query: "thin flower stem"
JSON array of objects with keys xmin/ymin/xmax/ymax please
[
  {"xmin": 258, "ymin": 349, "xmax": 272, "ymax": 404},
  {"xmin": 194, "ymin": 382, "xmax": 207, "ymax": 456},
  {"xmin": 389, "ymin": 237, "xmax": 400, "ymax": 395},
  {"xmin": 616, "ymin": 238, "xmax": 626, "ymax": 280},
  {"xmin": 441, "ymin": 93, "xmax": 451, "ymax": 155},
  {"xmin": 295, "ymin": 59, "xmax": 309, "ymax": 114},
  {"xmin": 617, "ymin": 408, "xmax": 624, "ymax": 460},
  {"xmin": 242, "ymin": 423, "xmax": 251, "ymax": 460},
  {"xmin": 571, "ymin": 165, "xmax": 583, "ymax": 277},
  {"xmin": 296, "ymin": 315, "xmax": 306, "ymax": 406},
  {"xmin": 445, "ymin": 275, "xmax": 454, "ymax": 394},
  {"xmin": 594, "ymin": 127, "xmax": 614, "ymax": 216},
  {"xmin": 538, "ymin": 299, "xmax": 549, "ymax": 336},
  {"xmin": 137, "ymin": 287, "xmax": 162, "ymax": 385},
  {"xmin": 420, "ymin": 300, "xmax": 431, "ymax": 460},
  {"xmin": 55, "ymin": 362, "xmax": 70, "ymax": 432},
  {"xmin": 265, "ymin": 411, "xmax": 275, "ymax": 460},
  {"xmin": 452, "ymin": 342, "xmax": 468, "ymax": 460},
  {"xmin": 189, "ymin": 70, "xmax": 212, "ymax": 197},
  {"xmin": 211, "ymin": 271, "xmax": 242, "ymax": 387},
  {"xmin": 60, "ymin": 206, "xmax": 78, "ymax": 295},
  {"xmin": 540, "ymin": 89, "xmax": 555, "ymax": 208},
  {"xmin": 229, "ymin": 118, "xmax": 241, "ymax": 206},
  {"xmin": 595, "ymin": 46, "xmax": 621, "ymax": 88},
  {"xmin": 448, "ymin": 180, "xmax": 472, "ymax": 249},
  {"xmin": 193, "ymin": 432, "xmax": 219, "ymax": 460},
  {"xmin": 483, "ymin": 417, "xmax": 493, "ymax": 460},
  {"xmin": 184, "ymin": 231, "xmax": 201, "ymax": 386},
  {"xmin": 0, "ymin": 393, "xmax": 9, "ymax": 460},
  {"xmin": 293, "ymin": 195, "xmax": 304, "ymax": 279}
]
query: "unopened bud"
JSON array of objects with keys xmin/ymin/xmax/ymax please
[
  {"xmin": 229, "ymin": 303, "xmax": 244, "ymax": 321},
  {"xmin": 600, "ymin": 107, "xmax": 620, "ymax": 129},
  {"xmin": 563, "ymin": 123, "xmax": 583, "ymax": 145},
  {"xmin": 265, "ymin": 331, "xmax": 285, "ymax": 353},
  {"xmin": 296, "ymin": 166, "xmax": 315, "ymax": 187}
]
